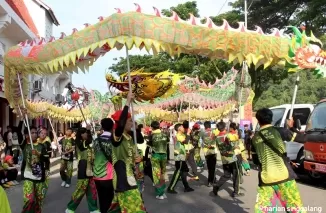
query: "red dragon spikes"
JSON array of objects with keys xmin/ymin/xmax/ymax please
[
  {"xmin": 206, "ymin": 17, "xmax": 213, "ymax": 28},
  {"xmin": 72, "ymin": 28, "xmax": 78, "ymax": 34},
  {"xmin": 59, "ymin": 32, "xmax": 66, "ymax": 39},
  {"xmin": 189, "ymin": 13, "xmax": 196, "ymax": 25},
  {"xmin": 153, "ymin": 6, "xmax": 161, "ymax": 17},
  {"xmin": 172, "ymin": 11, "xmax": 180, "ymax": 21},
  {"xmin": 114, "ymin": 8, "xmax": 121, "ymax": 13},
  {"xmin": 134, "ymin": 3, "xmax": 141, "ymax": 13}
]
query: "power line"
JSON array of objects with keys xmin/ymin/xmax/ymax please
[{"xmin": 217, "ymin": 0, "xmax": 229, "ymax": 16}]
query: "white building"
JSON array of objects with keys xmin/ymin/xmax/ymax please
[
  {"xmin": 24, "ymin": 0, "xmax": 71, "ymax": 108},
  {"xmin": 0, "ymin": 0, "xmax": 37, "ymax": 130}
]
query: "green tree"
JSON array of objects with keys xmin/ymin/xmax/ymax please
[
  {"xmin": 110, "ymin": 2, "xmax": 232, "ymax": 83},
  {"xmin": 161, "ymin": 1, "xmax": 200, "ymax": 20}
]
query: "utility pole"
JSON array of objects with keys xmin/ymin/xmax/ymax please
[{"xmin": 238, "ymin": 0, "xmax": 248, "ymax": 123}]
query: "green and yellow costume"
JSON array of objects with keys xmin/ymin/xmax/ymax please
[
  {"xmin": 148, "ymin": 129, "xmax": 169, "ymax": 197},
  {"xmin": 59, "ymin": 137, "xmax": 75, "ymax": 185}
]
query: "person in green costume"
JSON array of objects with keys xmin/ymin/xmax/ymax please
[
  {"xmin": 0, "ymin": 185, "xmax": 11, "ymax": 213},
  {"xmin": 21, "ymin": 126, "xmax": 49, "ymax": 213},
  {"xmin": 37, "ymin": 129, "xmax": 52, "ymax": 196},
  {"xmin": 167, "ymin": 123, "xmax": 194, "ymax": 194},
  {"xmin": 108, "ymin": 92, "xmax": 147, "ymax": 213},
  {"xmin": 59, "ymin": 128, "xmax": 75, "ymax": 188},
  {"xmin": 147, "ymin": 121, "xmax": 169, "ymax": 200},
  {"xmin": 65, "ymin": 125, "xmax": 99, "ymax": 213}
]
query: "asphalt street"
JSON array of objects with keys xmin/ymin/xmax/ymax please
[{"xmin": 5, "ymin": 157, "xmax": 326, "ymax": 213}]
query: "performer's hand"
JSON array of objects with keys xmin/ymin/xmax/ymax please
[
  {"xmin": 126, "ymin": 92, "xmax": 135, "ymax": 105},
  {"xmin": 86, "ymin": 124, "xmax": 91, "ymax": 130},
  {"xmin": 187, "ymin": 128, "xmax": 191, "ymax": 135},
  {"xmin": 32, "ymin": 150, "xmax": 40, "ymax": 156},
  {"xmin": 22, "ymin": 107, "xmax": 28, "ymax": 116}
]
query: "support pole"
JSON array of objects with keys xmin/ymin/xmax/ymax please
[
  {"xmin": 47, "ymin": 116, "xmax": 58, "ymax": 144},
  {"xmin": 244, "ymin": 0, "xmax": 248, "ymax": 28},
  {"xmin": 17, "ymin": 105, "xmax": 27, "ymax": 127},
  {"xmin": 239, "ymin": 0, "xmax": 248, "ymax": 123},
  {"xmin": 17, "ymin": 73, "xmax": 33, "ymax": 149},
  {"xmin": 125, "ymin": 47, "xmax": 138, "ymax": 145},
  {"xmin": 289, "ymin": 74, "xmax": 300, "ymax": 119},
  {"xmin": 238, "ymin": 62, "xmax": 246, "ymax": 121}
]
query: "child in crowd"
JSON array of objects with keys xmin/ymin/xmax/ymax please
[{"xmin": 2, "ymin": 155, "xmax": 19, "ymax": 185}]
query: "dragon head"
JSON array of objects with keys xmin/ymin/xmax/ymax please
[{"xmin": 288, "ymin": 26, "xmax": 326, "ymax": 77}]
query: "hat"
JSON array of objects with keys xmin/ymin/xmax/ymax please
[
  {"xmin": 4, "ymin": 155, "xmax": 13, "ymax": 163},
  {"xmin": 111, "ymin": 110, "xmax": 131, "ymax": 129},
  {"xmin": 193, "ymin": 123, "xmax": 200, "ymax": 129}
]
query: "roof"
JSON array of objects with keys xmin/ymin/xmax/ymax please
[
  {"xmin": 33, "ymin": 0, "xmax": 59, "ymax": 26},
  {"xmin": 5, "ymin": 0, "xmax": 39, "ymax": 35}
]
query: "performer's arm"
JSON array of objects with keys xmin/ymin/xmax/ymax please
[
  {"xmin": 132, "ymin": 127, "xmax": 144, "ymax": 144},
  {"xmin": 112, "ymin": 105, "xmax": 129, "ymax": 146},
  {"xmin": 251, "ymin": 137, "xmax": 260, "ymax": 165},
  {"xmin": 276, "ymin": 127, "xmax": 306, "ymax": 144}
]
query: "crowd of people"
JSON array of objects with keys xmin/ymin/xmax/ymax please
[{"xmin": 0, "ymin": 91, "xmax": 309, "ymax": 213}]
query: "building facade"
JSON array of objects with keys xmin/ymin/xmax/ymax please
[
  {"xmin": 24, "ymin": 0, "xmax": 72, "ymax": 131},
  {"xmin": 0, "ymin": 0, "xmax": 70, "ymax": 135},
  {"xmin": 0, "ymin": 0, "xmax": 36, "ymax": 131}
]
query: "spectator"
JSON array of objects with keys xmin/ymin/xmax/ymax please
[
  {"xmin": 9, "ymin": 121, "xmax": 24, "ymax": 164},
  {"xmin": 4, "ymin": 126, "xmax": 13, "ymax": 156},
  {"xmin": 3, "ymin": 155, "xmax": 18, "ymax": 185},
  {"xmin": 0, "ymin": 164, "xmax": 11, "ymax": 188}
]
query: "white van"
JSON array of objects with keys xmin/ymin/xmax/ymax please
[{"xmin": 256, "ymin": 104, "xmax": 314, "ymax": 168}]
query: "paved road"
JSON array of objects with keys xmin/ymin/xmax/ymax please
[{"xmin": 5, "ymin": 158, "xmax": 326, "ymax": 213}]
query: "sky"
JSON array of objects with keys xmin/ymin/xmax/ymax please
[{"xmin": 45, "ymin": 0, "xmax": 234, "ymax": 94}]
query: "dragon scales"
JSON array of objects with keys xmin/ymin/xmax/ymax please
[
  {"xmin": 106, "ymin": 68, "xmax": 252, "ymax": 121},
  {"xmin": 3, "ymin": 4, "xmax": 325, "ymax": 120}
]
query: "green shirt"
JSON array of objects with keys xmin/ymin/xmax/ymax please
[
  {"xmin": 93, "ymin": 134, "xmax": 112, "ymax": 179},
  {"xmin": 23, "ymin": 142, "xmax": 47, "ymax": 181},
  {"xmin": 112, "ymin": 133, "xmax": 137, "ymax": 192},
  {"xmin": 200, "ymin": 129, "xmax": 217, "ymax": 156},
  {"xmin": 150, "ymin": 130, "xmax": 169, "ymax": 154},
  {"xmin": 174, "ymin": 133, "xmax": 187, "ymax": 161},
  {"xmin": 252, "ymin": 125, "xmax": 294, "ymax": 185},
  {"xmin": 61, "ymin": 138, "xmax": 75, "ymax": 161},
  {"xmin": 216, "ymin": 132, "xmax": 236, "ymax": 164}
]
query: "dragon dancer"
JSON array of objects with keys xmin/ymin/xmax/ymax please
[
  {"xmin": 135, "ymin": 148, "xmax": 145, "ymax": 193},
  {"xmin": 167, "ymin": 123, "xmax": 194, "ymax": 194},
  {"xmin": 189, "ymin": 123, "xmax": 201, "ymax": 179},
  {"xmin": 65, "ymin": 126, "xmax": 99, "ymax": 213},
  {"xmin": 252, "ymin": 108, "xmax": 306, "ymax": 213},
  {"xmin": 213, "ymin": 121, "xmax": 243, "ymax": 198},
  {"xmin": 201, "ymin": 121, "xmax": 217, "ymax": 187},
  {"xmin": 59, "ymin": 128, "xmax": 75, "ymax": 188},
  {"xmin": 21, "ymin": 126, "xmax": 49, "ymax": 213},
  {"xmin": 108, "ymin": 92, "xmax": 147, "ymax": 213},
  {"xmin": 147, "ymin": 121, "xmax": 169, "ymax": 199},
  {"xmin": 37, "ymin": 129, "xmax": 52, "ymax": 196}
]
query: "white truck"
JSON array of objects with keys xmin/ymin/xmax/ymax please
[{"xmin": 256, "ymin": 104, "xmax": 314, "ymax": 170}]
